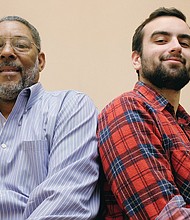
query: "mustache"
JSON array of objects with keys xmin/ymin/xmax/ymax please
[
  {"xmin": 160, "ymin": 54, "xmax": 186, "ymax": 64},
  {"xmin": 0, "ymin": 61, "xmax": 23, "ymax": 72}
]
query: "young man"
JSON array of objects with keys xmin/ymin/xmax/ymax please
[
  {"xmin": 0, "ymin": 16, "xmax": 99, "ymax": 219},
  {"xmin": 98, "ymin": 7, "xmax": 190, "ymax": 219}
]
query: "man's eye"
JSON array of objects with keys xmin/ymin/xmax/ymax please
[
  {"xmin": 155, "ymin": 39, "xmax": 166, "ymax": 44},
  {"xmin": 0, "ymin": 40, "xmax": 4, "ymax": 47},
  {"xmin": 180, "ymin": 42, "xmax": 190, "ymax": 48},
  {"xmin": 15, "ymin": 42, "xmax": 29, "ymax": 49}
]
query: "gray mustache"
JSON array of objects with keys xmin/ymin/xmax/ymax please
[{"xmin": 0, "ymin": 62, "xmax": 23, "ymax": 72}]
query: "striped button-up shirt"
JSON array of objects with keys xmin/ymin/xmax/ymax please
[
  {"xmin": 98, "ymin": 81, "xmax": 190, "ymax": 219},
  {"xmin": 0, "ymin": 83, "xmax": 99, "ymax": 219}
]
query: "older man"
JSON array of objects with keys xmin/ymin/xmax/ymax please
[{"xmin": 0, "ymin": 16, "xmax": 99, "ymax": 219}]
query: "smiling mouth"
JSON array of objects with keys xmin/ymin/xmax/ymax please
[
  {"xmin": 165, "ymin": 58, "xmax": 183, "ymax": 63},
  {"xmin": 0, "ymin": 66, "xmax": 21, "ymax": 74},
  {"xmin": 162, "ymin": 55, "xmax": 186, "ymax": 65}
]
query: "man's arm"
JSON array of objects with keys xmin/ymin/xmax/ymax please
[
  {"xmin": 23, "ymin": 93, "xmax": 100, "ymax": 219},
  {"xmin": 98, "ymin": 97, "xmax": 190, "ymax": 219}
]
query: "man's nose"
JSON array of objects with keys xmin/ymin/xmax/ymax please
[
  {"xmin": 169, "ymin": 39, "xmax": 182, "ymax": 54},
  {"xmin": 0, "ymin": 43, "xmax": 17, "ymax": 60}
]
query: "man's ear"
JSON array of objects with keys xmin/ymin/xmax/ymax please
[
  {"xmin": 132, "ymin": 51, "xmax": 141, "ymax": 72},
  {"xmin": 38, "ymin": 52, "xmax": 46, "ymax": 72}
]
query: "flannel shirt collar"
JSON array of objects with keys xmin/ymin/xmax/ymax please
[
  {"xmin": 134, "ymin": 81, "xmax": 190, "ymax": 126},
  {"xmin": 134, "ymin": 81, "xmax": 169, "ymax": 111}
]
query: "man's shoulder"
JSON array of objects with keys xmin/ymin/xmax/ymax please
[
  {"xmin": 100, "ymin": 90, "xmax": 141, "ymax": 114},
  {"xmin": 43, "ymin": 89, "xmax": 90, "ymax": 103},
  {"xmin": 43, "ymin": 89, "xmax": 97, "ymax": 112},
  {"xmin": 45, "ymin": 89, "xmax": 84, "ymax": 98}
]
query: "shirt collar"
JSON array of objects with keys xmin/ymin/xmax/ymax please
[
  {"xmin": 134, "ymin": 81, "xmax": 169, "ymax": 111},
  {"xmin": 19, "ymin": 82, "xmax": 44, "ymax": 111},
  {"xmin": 134, "ymin": 81, "xmax": 190, "ymax": 125}
]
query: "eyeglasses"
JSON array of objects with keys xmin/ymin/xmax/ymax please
[{"xmin": 0, "ymin": 36, "xmax": 40, "ymax": 53}]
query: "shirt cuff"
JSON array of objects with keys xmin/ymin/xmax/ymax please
[{"xmin": 156, "ymin": 195, "xmax": 190, "ymax": 220}]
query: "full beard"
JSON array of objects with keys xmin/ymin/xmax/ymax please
[
  {"xmin": 141, "ymin": 57, "xmax": 190, "ymax": 91},
  {"xmin": 0, "ymin": 58, "xmax": 39, "ymax": 101}
]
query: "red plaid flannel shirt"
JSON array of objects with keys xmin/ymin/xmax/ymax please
[{"xmin": 98, "ymin": 81, "xmax": 190, "ymax": 219}]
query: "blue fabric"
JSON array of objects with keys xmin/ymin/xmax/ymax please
[{"xmin": 0, "ymin": 83, "xmax": 99, "ymax": 219}]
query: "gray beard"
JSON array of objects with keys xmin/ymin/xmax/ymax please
[{"xmin": 0, "ymin": 59, "xmax": 39, "ymax": 101}]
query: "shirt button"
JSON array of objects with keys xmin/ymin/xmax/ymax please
[{"xmin": 1, "ymin": 143, "xmax": 7, "ymax": 149}]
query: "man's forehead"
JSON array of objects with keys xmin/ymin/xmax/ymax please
[
  {"xmin": 0, "ymin": 20, "xmax": 32, "ymax": 37},
  {"xmin": 143, "ymin": 16, "xmax": 190, "ymax": 37}
]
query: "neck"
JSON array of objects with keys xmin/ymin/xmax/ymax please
[
  {"xmin": 140, "ymin": 79, "xmax": 180, "ymax": 114},
  {"xmin": 0, "ymin": 99, "xmax": 16, "ymax": 118},
  {"xmin": 158, "ymin": 89, "xmax": 180, "ymax": 113}
]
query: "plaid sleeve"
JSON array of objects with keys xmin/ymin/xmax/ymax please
[{"xmin": 98, "ymin": 95, "xmax": 190, "ymax": 219}]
